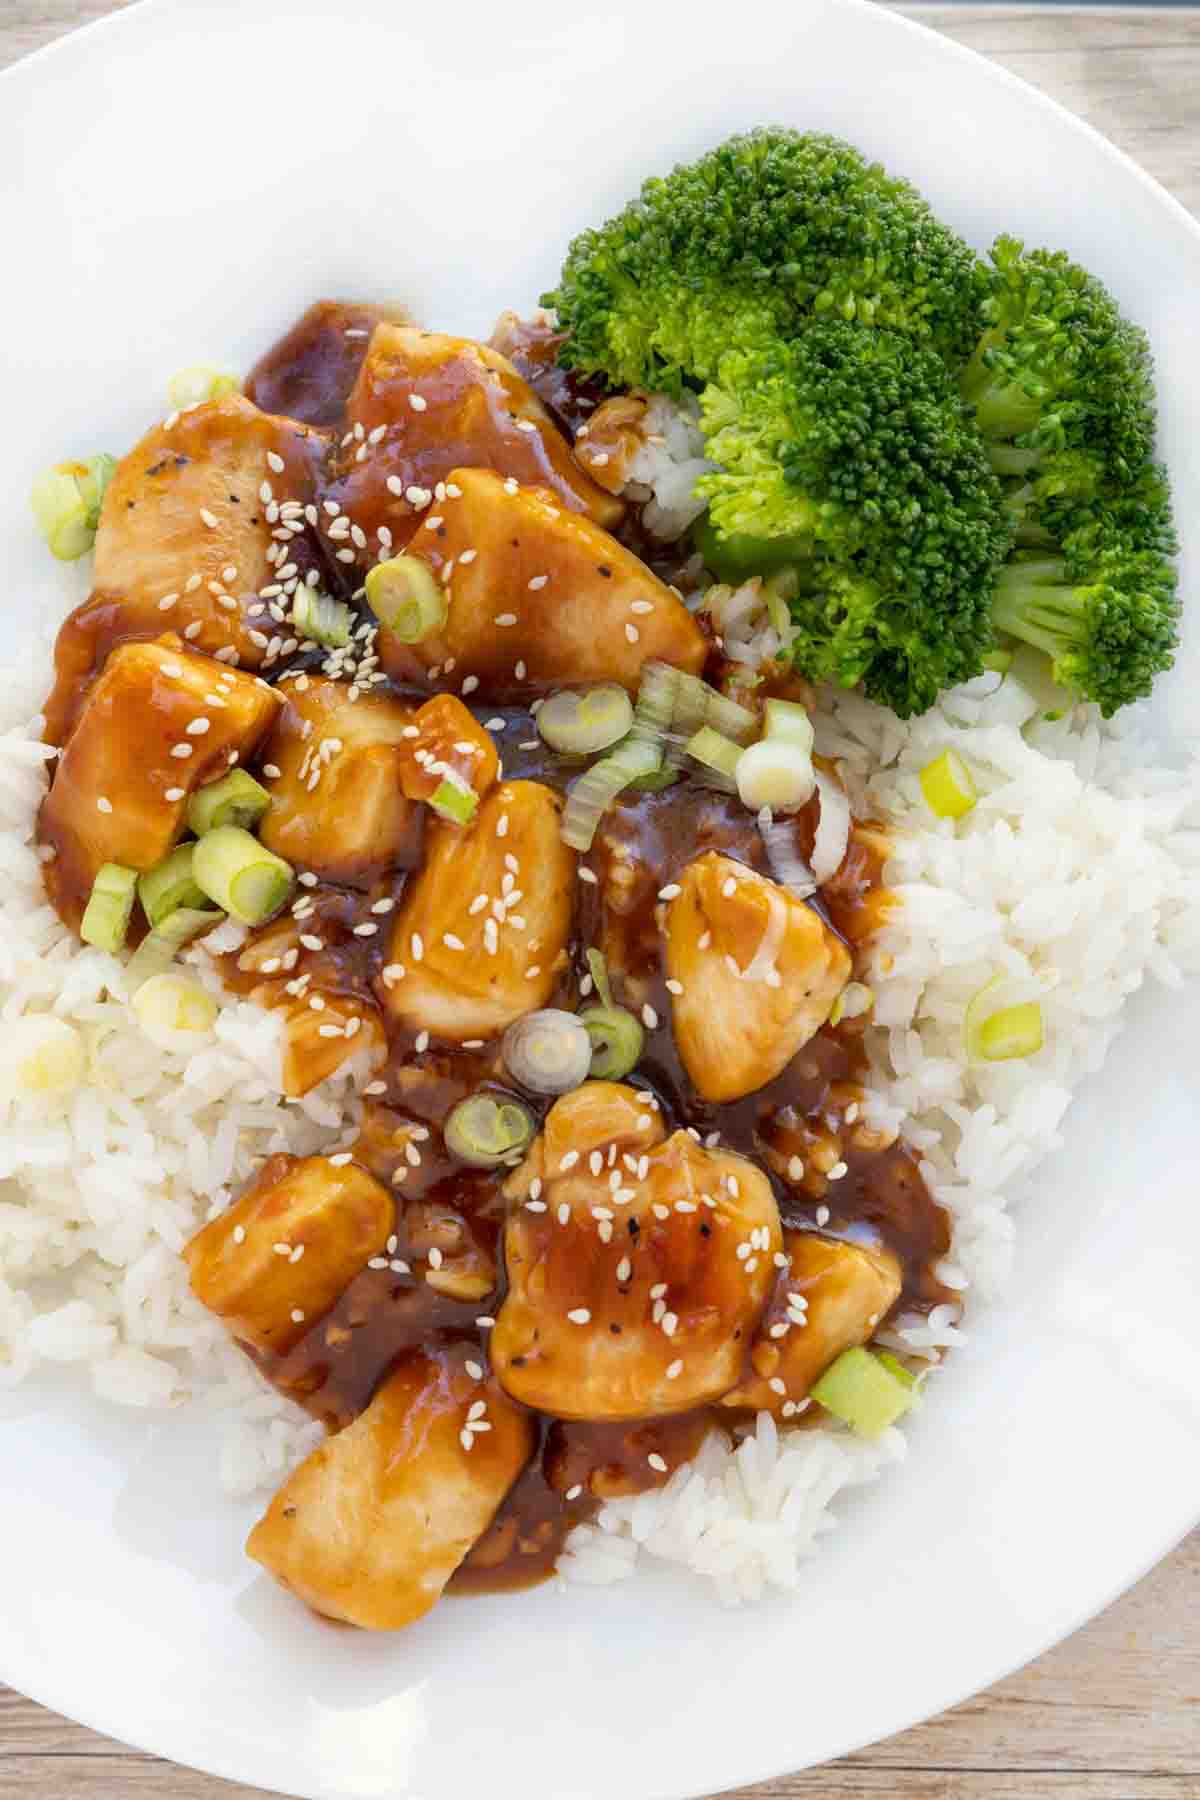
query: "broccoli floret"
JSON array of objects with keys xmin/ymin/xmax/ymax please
[
  {"xmin": 695, "ymin": 325, "xmax": 1011, "ymax": 716},
  {"xmin": 991, "ymin": 544, "xmax": 1179, "ymax": 716},
  {"xmin": 964, "ymin": 237, "xmax": 1157, "ymax": 481},
  {"xmin": 545, "ymin": 129, "xmax": 986, "ymax": 392}
]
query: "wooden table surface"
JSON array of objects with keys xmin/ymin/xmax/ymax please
[{"xmin": 1, "ymin": 3, "xmax": 1197, "ymax": 1795}]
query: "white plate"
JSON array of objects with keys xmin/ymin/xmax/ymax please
[{"xmin": 1, "ymin": 2, "xmax": 1199, "ymax": 1795}]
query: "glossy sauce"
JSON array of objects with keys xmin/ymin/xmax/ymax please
[{"xmin": 39, "ymin": 304, "xmax": 953, "ymax": 1599}]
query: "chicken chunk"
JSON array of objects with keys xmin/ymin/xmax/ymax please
[
  {"xmin": 381, "ymin": 781, "xmax": 575, "ymax": 1043},
  {"xmin": 247, "ymin": 1346, "xmax": 534, "ymax": 1629},
  {"xmin": 665, "ymin": 853, "xmax": 851, "ymax": 1103},
  {"xmin": 256, "ymin": 676, "xmax": 419, "ymax": 883},
  {"xmin": 319, "ymin": 324, "xmax": 621, "ymax": 568},
  {"xmin": 491, "ymin": 1082, "xmax": 782, "ymax": 1419},
  {"xmin": 184, "ymin": 1153, "xmax": 394, "ymax": 1355},
  {"xmin": 721, "ymin": 1231, "xmax": 903, "ymax": 1415},
  {"xmin": 39, "ymin": 635, "xmax": 281, "ymax": 930},
  {"xmin": 376, "ymin": 468, "xmax": 707, "ymax": 698},
  {"xmin": 395, "ymin": 693, "xmax": 500, "ymax": 811}
]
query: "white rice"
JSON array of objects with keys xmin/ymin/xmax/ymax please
[
  {"xmin": 609, "ymin": 391, "xmax": 715, "ymax": 542},
  {"xmin": 3, "ymin": 615, "xmax": 1198, "ymax": 1601}
]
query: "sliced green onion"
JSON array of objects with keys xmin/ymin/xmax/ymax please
[
  {"xmin": 828, "ymin": 981, "xmax": 874, "ymax": 1027},
  {"xmin": 186, "ymin": 770, "xmax": 272, "ymax": 837},
  {"xmin": 137, "ymin": 844, "xmax": 212, "ymax": 928},
  {"xmin": 131, "ymin": 972, "xmax": 219, "ymax": 1049},
  {"xmin": 876, "ymin": 1352, "xmax": 919, "ymax": 1390},
  {"xmin": 444, "ymin": 1094, "xmax": 535, "ymax": 1167},
  {"xmin": 292, "ymin": 588, "xmax": 352, "ymax": 649},
  {"xmin": 628, "ymin": 766, "xmax": 681, "ymax": 792},
  {"xmin": 585, "ymin": 949, "xmax": 613, "ymax": 1008},
  {"xmin": 192, "ymin": 826, "xmax": 294, "ymax": 925},
  {"xmin": 704, "ymin": 689, "xmax": 759, "ymax": 745},
  {"xmin": 919, "ymin": 748, "xmax": 977, "ymax": 821},
  {"xmin": 503, "ymin": 1009, "xmax": 593, "ymax": 1095},
  {"xmin": 561, "ymin": 737, "xmax": 660, "ymax": 852},
  {"xmin": 736, "ymin": 738, "xmax": 815, "ymax": 813},
  {"xmin": 80, "ymin": 863, "xmax": 138, "ymax": 952},
  {"xmin": 982, "ymin": 648, "xmax": 1014, "ymax": 675},
  {"xmin": 811, "ymin": 1347, "xmax": 916, "ymax": 1438},
  {"xmin": 428, "ymin": 777, "xmax": 478, "ymax": 825},
  {"xmin": 579, "ymin": 1004, "xmax": 645, "ymax": 1080},
  {"xmin": 631, "ymin": 661, "xmax": 680, "ymax": 738},
  {"xmin": 537, "ymin": 684, "xmax": 633, "ymax": 757},
  {"xmin": 964, "ymin": 975, "xmax": 1045, "ymax": 1063},
  {"xmin": 763, "ymin": 699, "xmax": 814, "ymax": 751},
  {"xmin": 166, "ymin": 365, "xmax": 240, "ymax": 408},
  {"xmin": 30, "ymin": 454, "xmax": 116, "ymax": 560},
  {"xmin": 122, "ymin": 906, "xmax": 224, "ymax": 995},
  {"xmin": 0, "ymin": 1016, "xmax": 86, "ymax": 1100},
  {"xmin": 365, "ymin": 554, "xmax": 447, "ymax": 642},
  {"xmin": 687, "ymin": 726, "xmax": 743, "ymax": 783}
]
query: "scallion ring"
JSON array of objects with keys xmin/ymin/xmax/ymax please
[
  {"xmin": 579, "ymin": 1004, "xmax": 645, "ymax": 1081},
  {"xmin": 537, "ymin": 684, "xmax": 633, "ymax": 757},
  {"xmin": 191, "ymin": 826, "xmax": 294, "ymax": 925},
  {"xmin": 502, "ymin": 1010, "xmax": 593, "ymax": 1095},
  {"xmin": 444, "ymin": 1094, "xmax": 535, "ymax": 1168},
  {"xmin": 365, "ymin": 554, "xmax": 447, "ymax": 642}
]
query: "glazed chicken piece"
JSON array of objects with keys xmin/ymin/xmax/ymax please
[
  {"xmin": 395, "ymin": 693, "xmax": 500, "ymax": 812},
  {"xmin": 278, "ymin": 992, "xmax": 385, "ymax": 1098},
  {"xmin": 376, "ymin": 467, "xmax": 707, "ymax": 698},
  {"xmin": 247, "ymin": 1346, "xmax": 534, "ymax": 1630},
  {"xmin": 665, "ymin": 853, "xmax": 852, "ymax": 1103},
  {"xmin": 184, "ymin": 1153, "xmax": 394, "ymax": 1356},
  {"xmin": 39, "ymin": 634, "xmax": 281, "ymax": 930},
  {"xmin": 45, "ymin": 397, "xmax": 325, "ymax": 741},
  {"xmin": 256, "ymin": 676, "xmax": 419, "ymax": 883},
  {"xmin": 491, "ymin": 1082, "xmax": 782, "ymax": 1419},
  {"xmin": 381, "ymin": 780, "xmax": 576, "ymax": 1043},
  {"xmin": 318, "ymin": 323, "xmax": 621, "ymax": 568},
  {"xmin": 721, "ymin": 1231, "xmax": 903, "ymax": 1416}
]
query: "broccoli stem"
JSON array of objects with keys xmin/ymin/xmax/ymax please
[
  {"xmin": 991, "ymin": 563, "xmax": 1087, "ymax": 662},
  {"xmin": 971, "ymin": 380, "xmax": 1043, "ymax": 441},
  {"xmin": 989, "ymin": 445, "xmax": 1041, "ymax": 477},
  {"xmin": 1003, "ymin": 482, "xmax": 1058, "ymax": 548}
]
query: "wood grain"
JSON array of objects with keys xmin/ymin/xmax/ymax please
[{"xmin": 1, "ymin": 5, "xmax": 1198, "ymax": 1797}]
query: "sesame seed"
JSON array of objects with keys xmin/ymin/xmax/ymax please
[
  {"xmin": 788, "ymin": 1156, "xmax": 805, "ymax": 1180},
  {"xmin": 199, "ymin": 507, "xmax": 219, "ymax": 529},
  {"xmin": 631, "ymin": 600, "xmax": 654, "ymax": 615},
  {"xmin": 266, "ymin": 451, "xmax": 285, "ymax": 474},
  {"xmin": 428, "ymin": 1246, "xmax": 443, "ymax": 1268},
  {"xmin": 769, "ymin": 1377, "xmax": 787, "ymax": 1396},
  {"xmin": 769, "ymin": 1322, "xmax": 790, "ymax": 1339},
  {"xmin": 829, "ymin": 1161, "xmax": 848, "ymax": 1180},
  {"xmin": 460, "ymin": 1429, "xmax": 474, "ymax": 1451},
  {"xmin": 722, "ymin": 877, "xmax": 737, "ymax": 898},
  {"xmin": 816, "ymin": 1205, "xmax": 830, "ymax": 1227},
  {"xmin": 353, "ymin": 922, "xmax": 378, "ymax": 938},
  {"xmin": 317, "ymin": 1024, "xmax": 343, "ymax": 1038},
  {"xmin": 183, "ymin": 622, "xmax": 202, "ymax": 641},
  {"xmin": 647, "ymin": 1453, "xmax": 668, "ymax": 1474},
  {"xmin": 559, "ymin": 1150, "xmax": 580, "ymax": 1172},
  {"xmin": 170, "ymin": 742, "xmax": 194, "ymax": 759},
  {"xmin": 157, "ymin": 594, "xmax": 178, "ymax": 612},
  {"xmin": 291, "ymin": 1310, "xmax": 306, "ymax": 1324},
  {"xmin": 411, "ymin": 934, "xmax": 424, "ymax": 961},
  {"xmin": 641, "ymin": 1004, "xmax": 658, "ymax": 1030},
  {"xmin": 578, "ymin": 867, "xmax": 598, "ymax": 885},
  {"xmin": 95, "ymin": 795, "xmax": 113, "ymax": 814},
  {"xmin": 494, "ymin": 613, "xmax": 517, "ymax": 627},
  {"xmin": 461, "ymin": 675, "xmax": 479, "ymax": 696},
  {"xmin": 567, "ymin": 1308, "xmax": 591, "ymax": 1325},
  {"xmin": 624, "ymin": 624, "xmax": 639, "ymax": 644},
  {"xmin": 408, "ymin": 394, "xmax": 427, "ymax": 412},
  {"xmin": 514, "ymin": 661, "xmax": 527, "ymax": 680},
  {"xmin": 527, "ymin": 575, "xmax": 548, "ymax": 591},
  {"xmin": 186, "ymin": 717, "xmax": 210, "ymax": 736},
  {"xmin": 666, "ymin": 1360, "xmax": 683, "ymax": 1380},
  {"xmin": 658, "ymin": 883, "xmax": 681, "ymax": 901},
  {"xmin": 415, "ymin": 1031, "xmax": 429, "ymax": 1053},
  {"xmin": 232, "ymin": 1225, "xmax": 246, "ymax": 1245},
  {"xmin": 661, "ymin": 1312, "xmax": 678, "ymax": 1337},
  {"xmin": 165, "ymin": 787, "xmax": 184, "ymax": 802},
  {"xmin": 616, "ymin": 1257, "xmax": 632, "ymax": 1282},
  {"xmin": 458, "ymin": 549, "xmax": 477, "ymax": 565}
]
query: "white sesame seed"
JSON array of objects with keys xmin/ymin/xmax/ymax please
[
  {"xmin": 494, "ymin": 613, "xmax": 517, "ymax": 627},
  {"xmin": 657, "ymin": 883, "xmax": 681, "ymax": 901},
  {"xmin": 630, "ymin": 600, "xmax": 654, "ymax": 615},
  {"xmin": 641, "ymin": 1004, "xmax": 658, "ymax": 1030},
  {"xmin": 461, "ymin": 675, "xmax": 479, "ymax": 696},
  {"xmin": 567, "ymin": 1308, "xmax": 591, "ymax": 1325},
  {"xmin": 647, "ymin": 1453, "xmax": 668, "ymax": 1474},
  {"xmin": 291, "ymin": 1309, "xmax": 306, "ymax": 1324},
  {"xmin": 816, "ymin": 1205, "xmax": 830, "ymax": 1227},
  {"xmin": 829, "ymin": 1161, "xmax": 849, "ymax": 1180},
  {"xmin": 408, "ymin": 394, "xmax": 427, "ymax": 412},
  {"xmin": 460, "ymin": 1429, "xmax": 474, "ymax": 1451},
  {"xmin": 170, "ymin": 742, "xmax": 194, "ymax": 759},
  {"xmin": 411, "ymin": 934, "xmax": 424, "ymax": 961},
  {"xmin": 666, "ymin": 1360, "xmax": 683, "ymax": 1380},
  {"xmin": 769, "ymin": 1322, "xmax": 790, "ymax": 1339},
  {"xmin": 232, "ymin": 1225, "xmax": 246, "ymax": 1245},
  {"xmin": 624, "ymin": 624, "xmax": 639, "ymax": 644},
  {"xmin": 527, "ymin": 575, "xmax": 548, "ymax": 591},
  {"xmin": 165, "ymin": 786, "xmax": 185, "ymax": 802},
  {"xmin": 428, "ymin": 1246, "xmax": 443, "ymax": 1268},
  {"xmin": 559, "ymin": 1150, "xmax": 580, "ymax": 1172},
  {"xmin": 788, "ymin": 1156, "xmax": 805, "ymax": 1181},
  {"xmin": 186, "ymin": 717, "xmax": 210, "ymax": 736},
  {"xmin": 353, "ymin": 922, "xmax": 378, "ymax": 938},
  {"xmin": 266, "ymin": 452, "xmax": 285, "ymax": 474},
  {"xmin": 199, "ymin": 508, "xmax": 219, "ymax": 529},
  {"xmin": 415, "ymin": 1031, "xmax": 429, "ymax": 1053}
]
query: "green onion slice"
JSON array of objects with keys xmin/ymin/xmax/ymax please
[
  {"xmin": 444, "ymin": 1094, "xmax": 535, "ymax": 1167},
  {"xmin": 763, "ymin": 699, "xmax": 814, "ymax": 751},
  {"xmin": 166, "ymin": 366, "xmax": 240, "ymax": 408},
  {"xmin": 503, "ymin": 1009, "xmax": 593, "ymax": 1095},
  {"xmin": 811, "ymin": 1346, "xmax": 916, "ymax": 1438},
  {"xmin": 919, "ymin": 748, "xmax": 977, "ymax": 821},
  {"xmin": 30, "ymin": 455, "xmax": 115, "ymax": 561},
  {"xmin": 964, "ymin": 975, "xmax": 1045, "ymax": 1063},
  {"xmin": 80, "ymin": 863, "xmax": 138, "ymax": 953},
  {"xmin": 560, "ymin": 737, "xmax": 660, "ymax": 852},
  {"xmin": 192, "ymin": 826, "xmax": 294, "ymax": 925},
  {"xmin": 123, "ymin": 907, "xmax": 224, "ymax": 996},
  {"xmin": 585, "ymin": 948, "xmax": 613, "ymax": 1009},
  {"xmin": 687, "ymin": 725, "xmax": 744, "ymax": 784},
  {"xmin": 365, "ymin": 554, "xmax": 447, "ymax": 642},
  {"xmin": 186, "ymin": 770, "xmax": 271, "ymax": 837},
  {"xmin": 579, "ymin": 1004, "xmax": 645, "ymax": 1081},
  {"xmin": 428, "ymin": 777, "xmax": 478, "ymax": 825},
  {"xmin": 736, "ymin": 738, "xmax": 815, "ymax": 813},
  {"xmin": 537, "ymin": 684, "xmax": 633, "ymax": 757},
  {"xmin": 137, "ymin": 843, "xmax": 215, "ymax": 927},
  {"xmin": 292, "ymin": 588, "xmax": 352, "ymax": 648},
  {"xmin": 130, "ymin": 972, "xmax": 219, "ymax": 1048}
]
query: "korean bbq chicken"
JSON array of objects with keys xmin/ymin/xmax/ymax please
[{"xmin": 34, "ymin": 302, "xmax": 951, "ymax": 1634}]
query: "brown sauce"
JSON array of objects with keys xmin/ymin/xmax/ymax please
[{"xmin": 39, "ymin": 303, "xmax": 953, "ymax": 1597}]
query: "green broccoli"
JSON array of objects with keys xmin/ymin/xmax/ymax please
[
  {"xmin": 963, "ymin": 237, "xmax": 1157, "ymax": 482},
  {"xmin": 544, "ymin": 129, "xmax": 986, "ymax": 393},
  {"xmin": 695, "ymin": 324, "xmax": 1011, "ymax": 716},
  {"xmin": 991, "ymin": 543, "xmax": 1179, "ymax": 716}
]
